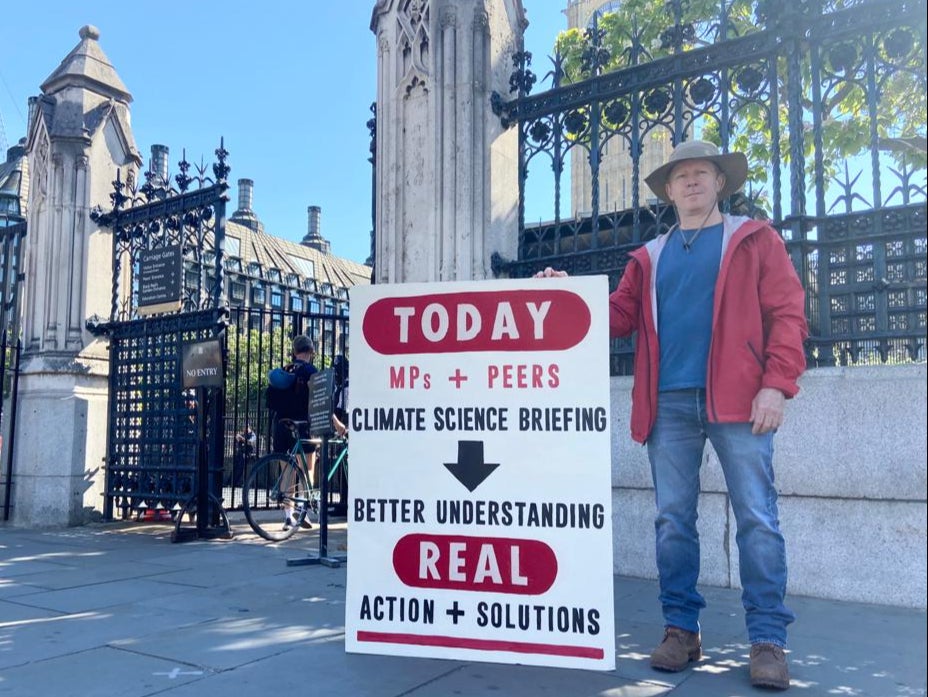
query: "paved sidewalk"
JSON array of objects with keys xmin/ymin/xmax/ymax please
[{"xmin": 1, "ymin": 516, "xmax": 924, "ymax": 697}]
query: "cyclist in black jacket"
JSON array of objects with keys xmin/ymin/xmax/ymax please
[{"xmin": 266, "ymin": 335, "xmax": 317, "ymax": 530}]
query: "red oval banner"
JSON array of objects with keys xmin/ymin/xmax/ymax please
[
  {"xmin": 363, "ymin": 290, "xmax": 591, "ymax": 354},
  {"xmin": 393, "ymin": 533, "xmax": 558, "ymax": 595}
]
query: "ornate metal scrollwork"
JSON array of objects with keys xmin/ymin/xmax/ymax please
[
  {"xmin": 509, "ymin": 50, "xmax": 537, "ymax": 96},
  {"xmin": 488, "ymin": 0, "xmax": 926, "ymax": 370}
]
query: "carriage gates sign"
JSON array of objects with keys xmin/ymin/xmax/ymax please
[
  {"xmin": 346, "ymin": 277, "xmax": 615, "ymax": 670},
  {"xmin": 137, "ymin": 244, "xmax": 182, "ymax": 315}
]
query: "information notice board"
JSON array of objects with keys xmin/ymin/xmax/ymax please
[
  {"xmin": 137, "ymin": 245, "xmax": 182, "ymax": 315},
  {"xmin": 308, "ymin": 369, "xmax": 335, "ymax": 438},
  {"xmin": 345, "ymin": 277, "xmax": 615, "ymax": 670}
]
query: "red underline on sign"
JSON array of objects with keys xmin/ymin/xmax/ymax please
[{"xmin": 356, "ymin": 631, "xmax": 604, "ymax": 659}]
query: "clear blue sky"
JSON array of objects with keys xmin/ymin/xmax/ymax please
[{"xmin": 2, "ymin": 2, "xmax": 567, "ymax": 265}]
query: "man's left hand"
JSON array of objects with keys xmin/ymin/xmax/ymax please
[{"xmin": 750, "ymin": 388, "xmax": 786, "ymax": 434}]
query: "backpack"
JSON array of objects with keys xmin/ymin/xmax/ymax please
[{"xmin": 266, "ymin": 359, "xmax": 315, "ymax": 419}]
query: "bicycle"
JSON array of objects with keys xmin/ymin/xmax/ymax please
[{"xmin": 242, "ymin": 418, "xmax": 347, "ymax": 541}]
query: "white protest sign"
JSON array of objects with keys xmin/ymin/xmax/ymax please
[{"xmin": 345, "ymin": 277, "xmax": 615, "ymax": 670}]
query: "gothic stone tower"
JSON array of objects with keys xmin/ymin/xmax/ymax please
[
  {"xmin": 370, "ymin": 0, "xmax": 524, "ymax": 283},
  {"xmin": 13, "ymin": 25, "xmax": 141, "ymax": 526},
  {"xmin": 566, "ymin": 0, "xmax": 672, "ymax": 214}
]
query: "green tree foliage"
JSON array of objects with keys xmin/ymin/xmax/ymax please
[
  {"xmin": 224, "ymin": 324, "xmax": 335, "ymax": 419},
  {"xmin": 224, "ymin": 325, "xmax": 289, "ymax": 418},
  {"xmin": 552, "ymin": 0, "xmax": 926, "ymax": 193}
]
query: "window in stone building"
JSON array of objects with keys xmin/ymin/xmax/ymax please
[
  {"xmin": 251, "ymin": 283, "xmax": 265, "ymax": 305},
  {"xmin": 230, "ymin": 281, "xmax": 246, "ymax": 303},
  {"xmin": 289, "ymin": 255, "xmax": 314, "ymax": 279}
]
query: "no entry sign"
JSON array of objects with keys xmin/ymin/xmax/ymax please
[{"xmin": 345, "ymin": 277, "xmax": 615, "ymax": 670}]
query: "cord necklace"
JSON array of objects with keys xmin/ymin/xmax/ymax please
[{"xmin": 679, "ymin": 207, "xmax": 717, "ymax": 253}]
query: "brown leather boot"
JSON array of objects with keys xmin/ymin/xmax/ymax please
[
  {"xmin": 650, "ymin": 626, "xmax": 702, "ymax": 672},
  {"xmin": 750, "ymin": 643, "xmax": 790, "ymax": 690}
]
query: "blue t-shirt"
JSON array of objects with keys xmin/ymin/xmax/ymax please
[{"xmin": 656, "ymin": 222, "xmax": 723, "ymax": 391}]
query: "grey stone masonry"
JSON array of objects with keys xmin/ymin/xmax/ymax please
[
  {"xmin": 12, "ymin": 26, "xmax": 141, "ymax": 527},
  {"xmin": 609, "ymin": 365, "xmax": 927, "ymax": 608},
  {"xmin": 370, "ymin": 0, "xmax": 522, "ymax": 282}
]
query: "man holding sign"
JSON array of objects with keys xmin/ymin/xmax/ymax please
[{"xmin": 537, "ymin": 141, "xmax": 807, "ymax": 691}]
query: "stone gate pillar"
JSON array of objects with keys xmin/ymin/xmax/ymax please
[
  {"xmin": 11, "ymin": 25, "xmax": 141, "ymax": 526},
  {"xmin": 370, "ymin": 0, "xmax": 524, "ymax": 283}
]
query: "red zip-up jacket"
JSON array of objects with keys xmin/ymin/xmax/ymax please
[{"xmin": 609, "ymin": 214, "xmax": 808, "ymax": 444}]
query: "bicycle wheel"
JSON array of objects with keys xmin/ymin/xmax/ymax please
[{"xmin": 242, "ymin": 454, "xmax": 309, "ymax": 541}]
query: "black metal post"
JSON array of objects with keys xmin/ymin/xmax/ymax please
[
  {"xmin": 196, "ymin": 386, "xmax": 209, "ymax": 536},
  {"xmin": 288, "ymin": 434, "xmax": 346, "ymax": 568},
  {"xmin": 2, "ymin": 338, "xmax": 21, "ymax": 521},
  {"xmin": 318, "ymin": 434, "xmax": 330, "ymax": 558}
]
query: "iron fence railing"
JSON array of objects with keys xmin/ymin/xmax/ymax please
[
  {"xmin": 222, "ymin": 307, "xmax": 349, "ymax": 510},
  {"xmin": 0, "ymin": 219, "xmax": 26, "ymax": 520},
  {"xmin": 492, "ymin": 0, "xmax": 926, "ymax": 372}
]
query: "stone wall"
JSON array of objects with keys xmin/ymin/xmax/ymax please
[{"xmin": 609, "ymin": 364, "xmax": 928, "ymax": 609}]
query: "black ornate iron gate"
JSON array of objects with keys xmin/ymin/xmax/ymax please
[
  {"xmin": 89, "ymin": 143, "xmax": 231, "ymax": 534},
  {"xmin": 491, "ymin": 0, "xmax": 926, "ymax": 370}
]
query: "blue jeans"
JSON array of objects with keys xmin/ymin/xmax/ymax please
[{"xmin": 647, "ymin": 389, "xmax": 794, "ymax": 647}]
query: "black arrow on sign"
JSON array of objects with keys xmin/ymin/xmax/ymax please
[{"xmin": 444, "ymin": 440, "xmax": 499, "ymax": 492}]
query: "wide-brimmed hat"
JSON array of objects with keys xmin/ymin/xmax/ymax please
[{"xmin": 645, "ymin": 140, "xmax": 748, "ymax": 204}]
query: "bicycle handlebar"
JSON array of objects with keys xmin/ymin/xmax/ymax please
[{"xmin": 278, "ymin": 418, "xmax": 348, "ymax": 440}]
